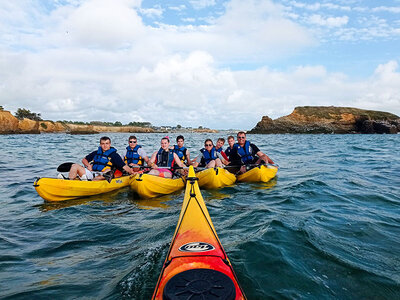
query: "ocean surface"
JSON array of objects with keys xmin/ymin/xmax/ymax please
[{"xmin": 0, "ymin": 133, "xmax": 399, "ymax": 299}]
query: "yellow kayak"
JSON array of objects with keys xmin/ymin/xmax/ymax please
[
  {"xmin": 130, "ymin": 173, "xmax": 186, "ymax": 198},
  {"xmin": 152, "ymin": 166, "xmax": 245, "ymax": 299},
  {"xmin": 33, "ymin": 176, "xmax": 131, "ymax": 202},
  {"xmin": 236, "ymin": 165, "xmax": 278, "ymax": 183},
  {"xmin": 196, "ymin": 167, "xmax": 236, "ymax": 189}
]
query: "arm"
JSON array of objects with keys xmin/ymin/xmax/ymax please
[
  {"xmin": 149, "ymin": 151, "xmax": 158, "ymax": 168},
  {"xmin": 173, "ymin": 153, "xmax": 185, "ymax": 168},
  {"xmin": 185, "ymin": 150, "xmax": 191, "ymax": 165},
  {"xmin": 82, "ymin": 158, "xmax": 93, "ymax": 171},
  {"xmin": 256, "ymin": 151, "xmax": 274, "ymax": 164}
]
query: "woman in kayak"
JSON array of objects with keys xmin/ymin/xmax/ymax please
[
  {"xmin": 192, "ymin": 139, "xmax": 224, "ymax": 169},
  {"xmin": 148, "ymin": 136, "xmax": 185, "ymax": 178}
]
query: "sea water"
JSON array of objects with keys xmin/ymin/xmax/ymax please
[{"xmin": 0, "ymin": 133, "xmax": 399, "ymax": 299}]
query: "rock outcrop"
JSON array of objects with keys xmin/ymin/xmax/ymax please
[
  {"xmin": 18, "ymin": 118, "xmax": 40, "ymax": 134},
  {"xmin": 0, "ymin": 111, "xmax": 155, "ymax": 134},
  {"xmin": 0, "ymin": 111, "xmax": 19, "ymax": 134},
  {"xmin": 249, "ymin": 106, "xmax": 400, "ymax": 134}
]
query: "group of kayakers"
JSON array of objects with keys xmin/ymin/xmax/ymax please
[{"xmin": 67, "ymin": 132, "xmax": 274, "ymax": 181}]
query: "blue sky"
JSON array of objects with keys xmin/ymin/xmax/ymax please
[{"xmin": 1, "ymin": 0, "xmax": 400, "ymax": 129}]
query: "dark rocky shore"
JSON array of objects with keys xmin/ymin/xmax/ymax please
[{"xmin": 248, "ymin": 106, "xmax": 400, "ymax": 134}]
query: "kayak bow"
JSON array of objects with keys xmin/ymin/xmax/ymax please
[
  {"xmin": 33, "ymin": 176, "xmax": 131, "ymax": 202},
  {"xmin": 130, "ymin": 173, "xmax": 186, "ymax": 198},
  {"xmin": 236, "ymin": 164, "xmax": 278, "ymax": 183},
  {"xmin": 152, "ymin": 166, "xmax": 246, "ymax": 299},
  {"xmin": 196, "ymin": 167, "xmax": 236, "ymax": 189}
]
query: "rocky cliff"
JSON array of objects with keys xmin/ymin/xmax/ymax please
[
  {"xmin": 0, "ymin": 111, "xmax": 155, "ymax": 134},
  {"xmin": 248, "ymin": 106, "xmax": 400, "ymax": 134}
]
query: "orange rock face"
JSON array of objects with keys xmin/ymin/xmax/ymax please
[
  {"xmin": 18, "ymin": 118, "xmax": 40, "ymax": 134},
  {"xmin": 0, "ymin": 111, "xmax": 19, "ymax": 134}
]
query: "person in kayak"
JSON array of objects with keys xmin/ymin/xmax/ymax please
[
  {"xmin": 224, "ymin": 135, "xmax": 235, "ymax": 162},
  {"xmin": 214, "ymin": 137, "xmax": 229, "ymax": 165},
  {"xmin": 230, "ymin": 131, "xmax": 274, "ymax": 173},
  {"xmin": 148, "ymin": 136, "xmax": 185, "ymax": 178},
  {"xmin": 192, "ymin": 139, "xmax": 224, "ymax": 168},
  {"xmin": 69, "ymin": 136, "xmax": 135, "ymax": 180},
  {"xmin": 124, "ymin": 136, "xmax": 150, "ymax": 172},
  {"xmin": 172, "ymin": 135, "xmax": 191, "ymax": 166}
]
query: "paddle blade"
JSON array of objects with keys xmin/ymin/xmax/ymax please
[{"xmin": 57, "ymin": 162, "xmax": 74, "ymax": 172}]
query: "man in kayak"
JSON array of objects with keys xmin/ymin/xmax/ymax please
[
  {"xmin": 224, "ymin": 135, "xmax": 235, "ymax": 162},
  {"xmin": 192, "ymin": 139, "xmax": 224, "ymax": 168},
  {"xmin": 172, "ymin": 135, "xmax": 191, "ymax": 166},
  {"xmin": 230, "ymin": 131, "xmax": 275, "ymax": 173},
  {"xmin": 69, "ymin": 136, "xmax": 135, "ymax": 180},
  {"xmin": 124, "ymin": 135, "xmax": 150, "ymax": 172},
  {"xmin": 214, "ymin": 137, "xmax": 229, "ymax": 165},
  {"xmin": 148, "ymin": 136, "xmax": 185, "ymax": 178}
]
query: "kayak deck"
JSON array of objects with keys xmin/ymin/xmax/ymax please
[
  {"xmin": 129, "ymin": 173, "xmax": 186, "ymax": 198},
  {"xmin": 152, "ymin": 166, "xmax": 245, "ymax": 299},
  {"xmin": 236, "ymin": 165, "xmax": 278, "ymax": 183},
  {"xmin": 33, "ymin": 176, "xmax": 131, "ymax": 202},
  {"xmin": 196, "ymin": 167, "xmax": 236, "ymax": 189}
]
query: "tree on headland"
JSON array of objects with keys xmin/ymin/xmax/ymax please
[
  {"xmin": 15, "ymin": 108, "xmax": 42, "ymax": 121},
  {"xmin": 177, "ymin": 124, "xmax": 182, "ymax": 129},
  {"xmin": 0, "ymin": 105, "xmax": 4, "ymax": 111}
]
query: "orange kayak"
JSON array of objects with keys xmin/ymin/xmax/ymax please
[{"xmin": 152, "ymin": 166, "xmax": 246, "ymax": 299}]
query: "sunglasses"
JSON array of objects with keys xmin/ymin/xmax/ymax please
[
  {"xmin": 237, "ymin": 136, "xmax": 246, "ymax": 139},
  {"xmin": 129, "ymin": 141, "xmax": 137, "ymax": 143},
  {"xmin": 205, "ymin": 144, "xmax": 213, "ymax": 147}
]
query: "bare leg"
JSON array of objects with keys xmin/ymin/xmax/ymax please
[
  {"xmin": 69, "ymin": 164, "xmax": 86, "ymax": 180},
  {"xmin": 206, "ymin": 160, "xmax": 216, "ymax": 169},
  {"xmin": 215, "ymin": 158, "xmax": 223, "ymax": 167}
]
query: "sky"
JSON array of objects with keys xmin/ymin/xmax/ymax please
[{"xmin": 1, "ymin": 0, "xmax": 400, "ymax": 130}]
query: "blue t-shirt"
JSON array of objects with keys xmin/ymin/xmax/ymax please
[{"xmin": 85, "ymin": 149, "xmax": 126, "ymax": 171}]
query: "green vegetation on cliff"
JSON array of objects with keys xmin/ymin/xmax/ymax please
[{"xmin": 294, "ymin": 106, "xmax": 399, "ymax": 121}]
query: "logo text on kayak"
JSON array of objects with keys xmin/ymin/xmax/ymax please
[{"xmin": 179, "ymin": 242, "xmax": 215, "ymax": 252}]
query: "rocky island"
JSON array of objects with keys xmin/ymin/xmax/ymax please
[
  {"xmin": 0, "ymin": 110, "xmax": 154, "ymax": 134},
  {"xmin": 248, "ymin": 106, "xmax": 400, "ymax": 134}
]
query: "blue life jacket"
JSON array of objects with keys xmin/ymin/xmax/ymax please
[
  {"xmin": 215, "ymin": 147, "xmax": 223, "ymax": 153},
  {"xmin": 200, "ymin": 147, "xmax": 218, "ymax": 164},
  {"xmin": 173, "ymin": 145, "xmax": 187, "ymax": 162},
  {"xmin": 156, "ymin": 148, "xmax": 174, "ymax": 168},
  {"xmin": 125, "ymin": 145, "xmax": 143, "ymax": 165},
  {"xmin": 234, "ymin": 141, "xmax": 254, "ymax": 164},
  {"xmin": 92, "ymin": 147, "xmax": 117, "ymax": 172}
]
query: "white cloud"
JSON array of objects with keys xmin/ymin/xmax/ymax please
[
  {"xmin": 308, "ymin": 14, "xmax": 349, "ymax": 27},
  {"xmin": 1, "ymin": 0, "xmax": 399, "ymax": 129},
  {"xmin": 190, "ymin": 0, "xmax": 216, "ymax": 10},
  {"xmin": 140, "ymin": 5, "xmax": 163, "ymax": 18}
]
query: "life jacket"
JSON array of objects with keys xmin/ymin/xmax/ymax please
[
  {"xmin": 92, "ymin": 147, "xmax": 117, "ymax": 172},
  {"xmin": 173, "ymin": 145, "xmax": 187, "ymax": 163},
  {"xmin": 155, "ymin": 148, "xmax": 175, "ymax": 168},
  {"xmin": 200, "ymin": 147, "xmax": 218, "ymax": 164},
  {"xmin": 125, "ymin": 145, "xmax": 143, "ymax": 165},
  {"xmin": 225, "ymin": 146, "xmax": 233, "ymax": 160},
  {"xmin": 215, "ymin": 147, "xmax": 223, "ymax": 153},
  {"xmin": 234, "ymin": 141, "xmax": 254, "ymax": 164}
]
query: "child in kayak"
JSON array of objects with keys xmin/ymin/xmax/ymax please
[
  {"xmin": 224, "ymin": 135, "xmax": 235, "ymax": 162},
  {"xmin": 192, "ymin": 139, "xmax": 224, "ymax": 169},
  {"xmin": 148, "ymin": 136, "xmax": 185, "ymax": 178},
  {"xmin": 68, "ymin": 136, "xmax": 135, "ymax": 180},
  {"xmin": 214, "ymin": 137, "xmax": 229, "ymax": 165}
]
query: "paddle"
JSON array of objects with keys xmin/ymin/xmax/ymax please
[{"xmin": 57, "ymin": 162, "xmax": 74, "ymax": 172}]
